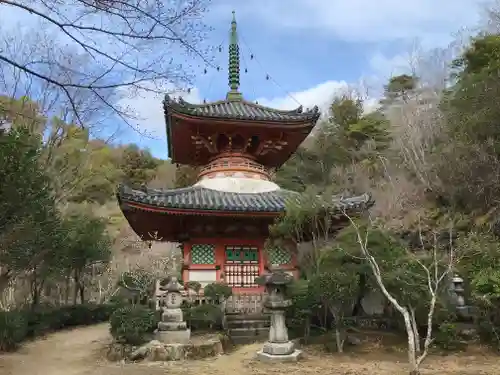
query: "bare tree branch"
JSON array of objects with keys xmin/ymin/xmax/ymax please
[{"xmin": 0, "ymin": 0, "xmax": 212, "ymax": 128}]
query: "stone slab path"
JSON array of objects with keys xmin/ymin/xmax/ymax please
[{"xmin": 0, "ymin": 323, "xmax": 498, "ymax": 375}]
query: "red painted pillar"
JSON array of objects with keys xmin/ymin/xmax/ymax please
[{"xmin": 215, "ymin": 240, "xmax": 225, "ymax": 282}]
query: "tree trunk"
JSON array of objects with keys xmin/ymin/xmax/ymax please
[
  {"xmin": 31, "ymin": 271, "xmax": 40, "ymax": 308},
  {"xmin": 402, "ymin": 312, "xmax": 419, "ymax": 375},
  {"xmin": 304, "ymin": 314, "xmax": 311, "ymax": 345},
  {"xmin": 32, "ymin": 283, "xmax": 40, "ymax": 308},
  {"xmin": 64, "ymin": 274, "xmax": 71, "ymax": 304},
  {"xmin": 410, "ymin": 308, "xmax": 421, "ymax": 354},
  {"xmin": 79, "ymin": 285, "xmax": 85, "ymax": 304},
  {"xmin": 352, "ymin": 273, "xmax": 367, "ymax": 316},
  {"xmin": 335, "ymin": 327, "xmax": 344, "ymax": 353},
  {"xmin": 73, "ymin": 270, "xmax": 79, "ymax": 305}
]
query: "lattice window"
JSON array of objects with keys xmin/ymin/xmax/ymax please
[
  {"xmin": 191, "ymin": 244, "xmax": 215, "ymax": 264},
  {"xmin": 224, "ymin": 245, "xmax": 259, "ymax": 288},
  {"xmin": 268, "ymin": 247, "xmax": 292, "ymax": 266},
  {"xmin": 225, "ymin": 246, "xmax": 258, "ymax": 263}
]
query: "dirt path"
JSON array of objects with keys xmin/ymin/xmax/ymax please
[
  {"xmin": 0, "ymin": 324, "xmax": 111, "ymax": 375},
  {"xmin": 0, "ymin": 324, "xmax": 499, "ymax": 375}
]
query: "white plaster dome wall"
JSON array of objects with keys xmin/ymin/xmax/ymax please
[{"xmin": 195, "ymin": 176, "xmax": 280, "ymax": 193}]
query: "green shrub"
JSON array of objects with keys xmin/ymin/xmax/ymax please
[
  {"xmin": 203, "ymin": 282, "xmax": 232, "ymax": 301},
  {"xmin": 185, "ymin": 304, "xmax": 223, "ymax": 331},
  {"xmin": 286, "ymin": 279, "xmax": 318, "ymax": 335},
  {"xmin": 0, "ymin": 303, "xmax": 113, "ymax": 352},
  {"xmin": 185, "ymin": 281, "xmax": 202, "ymax": 294},
  {"xmin": 109, "ymin": 305, "xmax": 158, "ymax": 345},
  {"xmin": 434, "ymin": 322, "xmax": 468, "ymax": 351},
  {"xmin": 0, "ymin": 310, "xmax": 29, "ymax": 351}
]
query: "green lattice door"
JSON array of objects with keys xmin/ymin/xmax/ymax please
[{"xmin": 224, "ymin": 245, "xmax": 259, "ymax": 288}]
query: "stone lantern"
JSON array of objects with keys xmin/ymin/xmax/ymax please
[
  {"xmin": 451, "ymin": 275, "xmax": 465, "ymax": 307},
  {"xmin": 255, "ymin": 268, "xmax": 302, "ymax": 362},
  {"xmin": 155, "ymin": 276, "xmax": 191, "ymax": 344},
  {"xmin": 451, "ymin": 274, "xmax": 471, "ymax": 319}
]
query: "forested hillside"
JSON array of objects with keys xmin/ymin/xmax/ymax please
[
  {"xmin": 264, "ymin": 31, "xmax": 500, "ymax": 368},
  {"xmin": 0, "ymin": 95, "xmax": 190, "ymax": 308}
]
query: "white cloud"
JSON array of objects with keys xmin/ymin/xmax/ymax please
[
  {"xmin": 232, "ymin": 0, "xmax": 483, "ymax": 45},
  {"xmin": 255, "ymin": 79, "xmax": 381, "ymax": 116},
  {"xmin": 256, "ymin": 80, "xmax": 348, "ymax": 113},
  {"xmin": 369, "ymin": 53, "xmax": 412, "ymax": 80},
  {"xmin": 119, "ymin": 86, "xmax": 202, "ymax": 139}
]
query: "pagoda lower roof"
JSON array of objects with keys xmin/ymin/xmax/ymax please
[
  {"xmin": 164, "ymin": 95, "xmax": 321, "ymax": 123},
  {"xmin": 116, "ymin": 184, "xmax": 373, "ymax": 215}
]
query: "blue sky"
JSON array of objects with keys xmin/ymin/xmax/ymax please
[
  {"xmin": 121, "ymin": 0, "xmax": 485, "ymax": 159},
  {"xmin": 0, "ymin": 0, "xmax": 487, "ymax": 159}
]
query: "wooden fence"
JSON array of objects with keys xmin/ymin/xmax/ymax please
[
  {"xmin": 224, "ymin": 293, "xmax": 266, "ymax": 314},
  {"xmin": 154, "ymin": 280, "xmax": 266, "ymax": 315}
]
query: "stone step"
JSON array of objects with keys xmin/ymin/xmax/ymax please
[
  {"xmin": 228, "ymin": 327, "xmax": 269, "ymax": 337},
  {"xmin": 225, "ymin": 313, "xmax": 269, "ymax": 321},
  {"xmin": 230, "ymin": 335, "xmax": 268, "ymax": 345},
  {"xmin": 226, "ymin": 319, "xmax": 270, "ymax": 328}
]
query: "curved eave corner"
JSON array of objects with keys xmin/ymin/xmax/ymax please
[{"xmin": 163, "ymin": 96, "xmax": 321, "ymax": 125}]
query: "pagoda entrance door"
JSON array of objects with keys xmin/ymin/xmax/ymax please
[{"xmin": 224, "ymin": 245, "xmax": 260, "ymax": 288}]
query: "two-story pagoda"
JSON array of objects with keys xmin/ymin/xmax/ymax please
[{"xmin": 117, "ymin": 12, "xmax": 373, "ymax": 293}]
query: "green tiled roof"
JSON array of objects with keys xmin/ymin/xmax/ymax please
[
  {"xmin": 163, "ymin": 95, "xmax": 321, "ymax": 123},
  {"xmin": 116, "ymin": 184, "xmax": 373, "ymax": 213}
]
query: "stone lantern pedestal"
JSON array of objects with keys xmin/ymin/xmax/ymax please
[
  {"xmin": 255, "ymin": 268, "xmax": 302, "ymax": 362},
  {"xmin": 155, "ymin": 276, "xmax": 191, "ymax": 344}
]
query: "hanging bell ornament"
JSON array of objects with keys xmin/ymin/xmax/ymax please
[
  {"xmin": 266, "ymin": 74, "xmax": 270, "ymax": 80},
  {"xmin": 250, "ymin": 54, "xmax": 254, "ymax": 59},
  {"xmin": 245, "ymin": 68, "xmax": 248, "ymax": 73},
  {"xmin": 204, "ymin": 68, "xmax": 207, "ymax": 74},
  {"xmin": 218, "ymin": 46, "xmax": 222, "ymax": 52}
]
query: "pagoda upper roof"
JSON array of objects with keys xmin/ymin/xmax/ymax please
[
  {"xmin": 164, "ymin": 95, "xmax": 321, "ymax": 124},
  {"xmin": 117, "ymin": 184, "xmax": 373, "ymax": 214}
]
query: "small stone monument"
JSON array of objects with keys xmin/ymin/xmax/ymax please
[
  {"xmin": 451, "ymin": 274, "xmax": 472, "ymax": 319},
  {"xmin": 155, "ymin": 276, "xmax": 191, "ymax": 344},
  {"xmin": 255, "ymin": 267, "xmax": 302, "ymax": 362}
]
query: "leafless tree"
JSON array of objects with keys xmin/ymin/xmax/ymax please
[
  {"xmin": 344, "ymin": 212, "xmax": 455, "ymax": 375},
  {"xmin": 0, "ymin": 0, "xmax": 212, "ymax": 128}
]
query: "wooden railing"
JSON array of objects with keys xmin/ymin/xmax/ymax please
[
  {"xmin": 154, "ymin": 280, "xmax": 267, "ymax": 315},
  {"xmin": 198, "ymin": 159, "xmax": 271, "ymax": 179},
  {"xmin": 224, "ymin": 292, "xmax": 267, "ymax": 314}
]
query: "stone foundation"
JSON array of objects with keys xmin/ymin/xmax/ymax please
[
  {"xmin": 255, "ymin": 349, "xmax": 302, "ymax": 362},
  {"xmin": 255, "ymin": 341, "xmax": 302, "ymax": 362},
  {"xmin": 155, "ymin": 329, "xmax": 191, "ymax": 344},
  {"xmin": 107, "ymin": 335, "xmax": 223, "ymax": 362}
]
